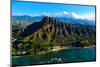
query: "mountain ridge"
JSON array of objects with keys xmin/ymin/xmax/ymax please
[
  {"xmin": 12, "ymin": 16, "xmax": 96, "ymax": 55},
  {"xmin": 12, "ymin": 15, "xmax": 95, "ymax": 26},
  {"xmin": 17, "ymin": 16, "xmax": 95, "ymax": 40}
]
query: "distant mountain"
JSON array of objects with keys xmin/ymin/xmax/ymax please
[
  {"xmin": 12, "ymin": 15, "xmax": 43, "ymax": 24},
  {"xmin": 12, "ymin": 15, "xmax": 95, "ymax": 26},
  {"xmin": 12, "ymin": 16, "xmax": 96, "ymax": 49},
  {"xmin": 54, "ymin": 17, "xmax": 95, "ymax": 26},
  {"xmin": 18, "ymin": 16, "xmax": 95, "ymax": 39}
]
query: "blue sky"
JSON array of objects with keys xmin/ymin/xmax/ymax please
[{"xmin": 12, "ymin": 0, "xmax": 96, "ymax": 20}]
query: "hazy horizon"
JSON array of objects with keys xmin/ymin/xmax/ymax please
[{"xmin": 12, "ymin": 0, "xmax": 96, "ymax": 21}]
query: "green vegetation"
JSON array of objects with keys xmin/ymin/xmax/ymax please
[{"xmin": 12, "ymin": 16, "xmax": 96, "ymax": 56}]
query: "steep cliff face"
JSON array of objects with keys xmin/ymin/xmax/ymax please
[
  {"xmin": 19, "ymin": 16, "xmax": 95, "ymax": 39},
  {"xmin": 12, "ymin": 16, "xmax": 95, "ymax": 48}
]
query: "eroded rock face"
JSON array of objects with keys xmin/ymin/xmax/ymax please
[
  {"xmin": 19, "ymin": 16, "xmax": 95, "ymax": 38},
  {"xmin": 13, "ymin": 16, "xmax": 96, "ymax": 48}
]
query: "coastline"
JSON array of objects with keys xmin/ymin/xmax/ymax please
[{"xmin": 13, "ymin": 45, "xmax": 95, "ymax": 58}]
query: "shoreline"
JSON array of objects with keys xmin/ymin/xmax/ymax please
[
  {"xmin": 13, "ymin": 46, "xmax": 95, "ymax": 58},
  {"xmin": 50, "ymin": 45, "xmax": 95, "ymax": 52}
]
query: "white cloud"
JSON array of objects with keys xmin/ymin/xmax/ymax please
[
  {"xmin": 28, "ymin": 11, "xmax": 95, "ymax": 21},
  {"xmin": 63, "ymin": 11, "xmax": 69, "ymax": 15},
  {"xmin": 71, "ymin": 12, "xmax": 85, "ymax": 19},
  {"xmin": 43, "ymin": 12, "xmax": 52, "ymax": 16},
  {"xmin": 71, "ymin": 12, "xmax": 95, "ymax": 21},
  {"xmin": 83, "ymin": 14, "xmax": 95, "ymax": 21},
  {"xmin": 42, "ymin": 11, "xmax": 69, "ymax": 17}
]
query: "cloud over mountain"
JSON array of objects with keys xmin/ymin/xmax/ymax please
[
  {"xmin": 71, "ymin": 12, "xmax": 95, "ymax": 21},
  {"xmin": 35, "ymin": 11, "xmax": 95, "ymax": 21},
  {"xmin": 43, "ymin": 11, "xmax": 69, "ymax": 17}
]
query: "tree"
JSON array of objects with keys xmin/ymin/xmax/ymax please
[
  {"xmin": 19, "ymin": 43, "xmax": 25, "ymax": 55},
  {"xmin": 32, "ymin": 36, "xmax": 40, "ymax": 55},
  {"xmin": 23, "ymin": 36, "xmax": 30, "ymax": 43}
]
